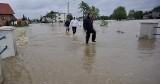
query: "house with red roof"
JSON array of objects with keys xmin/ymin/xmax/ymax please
[{"xmin": 0, "ymin": 3, "xmax": 15, "ymax": 26}]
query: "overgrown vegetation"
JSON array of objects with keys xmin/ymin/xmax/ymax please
[
  {"xmin": 100, "ymin": 20, "xmax": 108, "ymax": 26},
  {"xmin": 15, "ymin": 21, "xmax": 29, "ymax": 27}
]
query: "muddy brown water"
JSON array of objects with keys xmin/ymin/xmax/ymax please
[{"xmin": 2, "ymin": 20, "xmax": 160, "ymax": 84}]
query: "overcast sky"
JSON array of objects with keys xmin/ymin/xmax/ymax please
[{"xmin": 1, "ymin": 0, "xmax": 160, "ymax": 19}]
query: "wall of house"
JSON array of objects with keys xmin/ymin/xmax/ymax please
[
  {"xmin": 152, "ymin": 12, "xmax": 160, "ymax": 19},
  {"xmin": 55, "ymin": 13, "xmax": 66, "ymax": 22},
  {"xmin": 0, "ymin": 14, "xmax": 13, "ymax": 26}
]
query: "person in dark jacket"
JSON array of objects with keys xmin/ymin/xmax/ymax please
[
  {"xmin": 83, "ymin": 13, "xmax": 96, "ymax": 44},
  {"xmin": 65, "ymin": 19, "xmax": 70, "ymax": 33}
]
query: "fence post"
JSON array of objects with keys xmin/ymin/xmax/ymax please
[
  {"xmin": 139, "ymin": 22, "xmax": 158, "ymax": 39},
  {"xmin": 0, "ymin": 27, "xmax": 16, "ymax": 59}
]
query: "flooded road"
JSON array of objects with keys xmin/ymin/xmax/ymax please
[{"xmin": 2, "ymin": 20, "xmax": 160, "ymax": 84}]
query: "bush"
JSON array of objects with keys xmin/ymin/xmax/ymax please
[
  {"xmin": 15, "ymin": 21, "xmax": 29, "ymax": 27},
  {"xmin": 100, "ymin": 20, "xmax": 108, "ymax": 26}
]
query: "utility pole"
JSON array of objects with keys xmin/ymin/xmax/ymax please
[
  {"xmin": 82, "ymin": 1, "xmax": 84, "ymax": 20},
  {"xmin": 67, "ymin": 2, "xmax": 69, "ymax": 14}
]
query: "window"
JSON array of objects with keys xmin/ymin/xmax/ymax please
[
  {"xmin": 58, "ymin": 14, "xmax": 60, "ymax": 16},
  {"xmin": 59, "ymin": 17, "xmax": 61, "ymax": 19},
  {"xmin": 1, "ymin": 16, "xmax": 6, "ymax": 20}
]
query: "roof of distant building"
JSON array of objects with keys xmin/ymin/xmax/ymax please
[
  {"xmin": 0, "ymin": 3, "xmax": 14, "ymax": 14},
  {"xmin": 17, "ymin": 19, "xmax": 23, "ymax": 22}
]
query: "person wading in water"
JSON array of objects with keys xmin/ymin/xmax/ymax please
[
  {"xmin": 83, "ymin": 13, "xmax": 96, "ymax": 44},
  {"xmin": 69, "ymin": 17, "xmax": 81, "ymax": 35},
  {"xmin": 64, "ymin": 19, "xmax": 70, "ymax": 33}
]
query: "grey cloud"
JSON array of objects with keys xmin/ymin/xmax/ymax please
[{"xmin": 1, "ymin": 0, "xmax": 159, "ymax": 19}]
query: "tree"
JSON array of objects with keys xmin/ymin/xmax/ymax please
[
  {"xmin": 98, "ymin": 16, "xmax": 109, "ymax": 20},
  {"xmin": 22, "ymin": 14, "xmax": 27, "ymax": 21},
  {"xmin": 128, "ymin": 10, "xmax": 135, "ymax": 19},
  {"xmin": 79, "ymin": 1, "xmax": 90, "ymax": 19},
  {"xmin": 47, "ymin": 11, "xmax": 56, "ymax": 25},
  {"xmin": 152, "ymin": 6, "xmax": 160, "ymax": 12},
  {"xmin": 79, "ymin": 1, "xmax": 99, "ymax": 20},
  {"xmin": 90, "ymin": 6, "xmax": 100, "ymax": 20},
  {"xmin": 66, "ymin": 13, "xmax": 73, "ymax": 20},
  {"xmin": 28, "ymin": 18, "xmax": 31, "ymax": 24},
  {"xmin": 134, "ymin": 11, "xmax": 143, "ymax": 19},
  {"xmin": 109, "ymin": 14, "xmax": 113, "ymax": 19},
  {"xmin": 112, "ymin": 6, "xmax": 127, "ymax": 21}
]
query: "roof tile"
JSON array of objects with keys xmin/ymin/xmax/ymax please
[{"xmin": 0, "ymin": 3, "xmax": 14, "ymax": 14}]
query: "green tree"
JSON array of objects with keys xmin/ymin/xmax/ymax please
[
  {"xmin": 22, "ymin": 14, "xmax": 27, "ymax": 21},
  {"xmin": 109, "ymin": 14, "xmax": 113, "ymax": 19},
  {"xmin": 112, "ymin": 6, "xmax": 127, "ymax": 21},
  {"xmin": 134, "ymin": 11, "xmax": 143, "ymax": 19},
  {"xmin": 47, "ymin": 11, "xmax": 56, "ymax": 25},
  {"xmin": 152, "ymin": 6, "xmax": 160, "ymax": 12},
  {"xmin": 90, "ymin": 6, "xmax": 100, "ymax": 20},
  {"xmin": 79, "ymin": 1, "xmax": 90, "ymax": 19},
  {"xmin": 79, "ymin": 1, "xmax": 99, "ymax": 20},
  {"xmin": 66, "ymin": 13, "xmax": 73, "ymax": 20},
  {"xmin": 99, "ymin": 16, "xmax": 109, "ymax": 20},
  {"xmin": 128, "ymin": 10, "xmax": 135, "ymax": 19}
]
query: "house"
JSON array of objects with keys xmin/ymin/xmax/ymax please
[
  {"xmin": 152, "ymin": 12, "xmax": 160, "ymax": 19},
  {"xmin": 44, "ymin": 12, "xmax": 66, "ymax": 23},
  {"xmin": 55, "ymin": 12, "xmax": 66, "ymax": 22},
  {"xmin": 40, "ymin": 16, "xmax": 51, "ymax": 23},
  {"xmin": 0, "ymin": 3, "xmax": 15, "ymax": 26},
  {"xmin": 143, "ymin": 11, "xmax": 160, "ymax": 19}
]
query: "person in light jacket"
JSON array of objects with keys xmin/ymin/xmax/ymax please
[{"xmin": 69, "ymin": 17, "xmax": 81, "ymax": 35}]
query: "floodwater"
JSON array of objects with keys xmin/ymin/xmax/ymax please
[{"xmin": 2, "ymin": 20, "xmax": 160, "ymax": 84}]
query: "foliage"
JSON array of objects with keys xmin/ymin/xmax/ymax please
[
  {"xmin": 66, "ymin": 13, "xmax": 73, "ymax": 20},
  {"xmin": 134, "ymin": 11, "xmax": 143, "ymax": 19},
  {"xmin": 79, "ymin": 1, "xmax": 99, "ymax": 20},
  {"xmin": 100, "ymin": 20, "xmax": 108, "ymax": 26},
  {"xmin": 46, "ymin": 11, "xmax": 56, "ymax": 24},
  {"xmin": 22, "ymin": 14, "xmax": 27, "ymax": 21},
  {"xmin": 47, "ymin": 11, "xmax": 56, "ymax": 19},
  {"xmin": 112, "ymin": 6, "xmax": 127, "ymax": 21},
  {"xmin": 152, "ymin": 5, "xmax": 160, "ymax": 12},
  {"xmin": 90, "ymin": 6, "xmax": 100, "ymax": 20},
  {"xmin": 128, "ymin": 10, "xmax": 135, "ymax": 19},
  {"xmin": 15, "ymin": 21, "xmax": 29, "ymax": 27},
  {"xmin": 109, "ymin": 14, "xmax": 113, "ymax": 19},
  {"xmin": 79, "ymin": 1, "xmax": 90, "ymax": 18},
  {"xmin": 98, "ymin": 16, "xmax": 110, "ymax": 20}
]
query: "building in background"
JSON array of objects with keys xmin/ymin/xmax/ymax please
[
  {"xmin": 41, "ymin": 12, "xmax": 66, "ymax": 23},
  {"xmin": 55, "ymin": 12, "xmax": 66, "ymax": 22},
  {"xmin": 143, "ymin": 11, "xmax": 160, "ymax": 19},
  {"xmin": 0, "ymin": 3, "xmax": 15, "ymax": 26}
]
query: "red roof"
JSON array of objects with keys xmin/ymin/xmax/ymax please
[
  {"xmin": 17, "ymin": 19, "xmax": 22, "ymax": 22},
  {"xmin": 0, "ymin": 3, "xmax": 14, "ymax": 14}
]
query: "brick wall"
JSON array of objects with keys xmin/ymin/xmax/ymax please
[{"xmin": 0, "ymin": 14, "xmax": 13, "ymax": 26}]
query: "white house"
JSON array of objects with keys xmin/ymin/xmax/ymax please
[
  {"xmin": 55, "ymin": 12, "xmax": 66, "ymax": 22},
  {"xmin": 41, "ymin": 12, "xmax": 67, "ymax": 23}
]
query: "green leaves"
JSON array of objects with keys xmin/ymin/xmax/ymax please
[
  {"xmin": 152, "ymin": 6, "xmax": 160, "ymax": 12},
  {"xmin": 134, "ymin": 11, "xmax": 143, "ymax": 19},
  {"xmin": 128, "ymin": 10, "xmax": 135, "ymax": 19},
  {"xmin": 78, "ymin": 1, "xmax": 99, "ymax": 20},
  {"xmin": 66, "ymin": 13, "xmax": 73, "ymax": 20},
  {"xmin": 47, "ymin": 11, "xmax": 56, "ymax": 19},
  {"xmin": 112, "ymin": 6, "xmax": 127, "ymax": 21}
]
